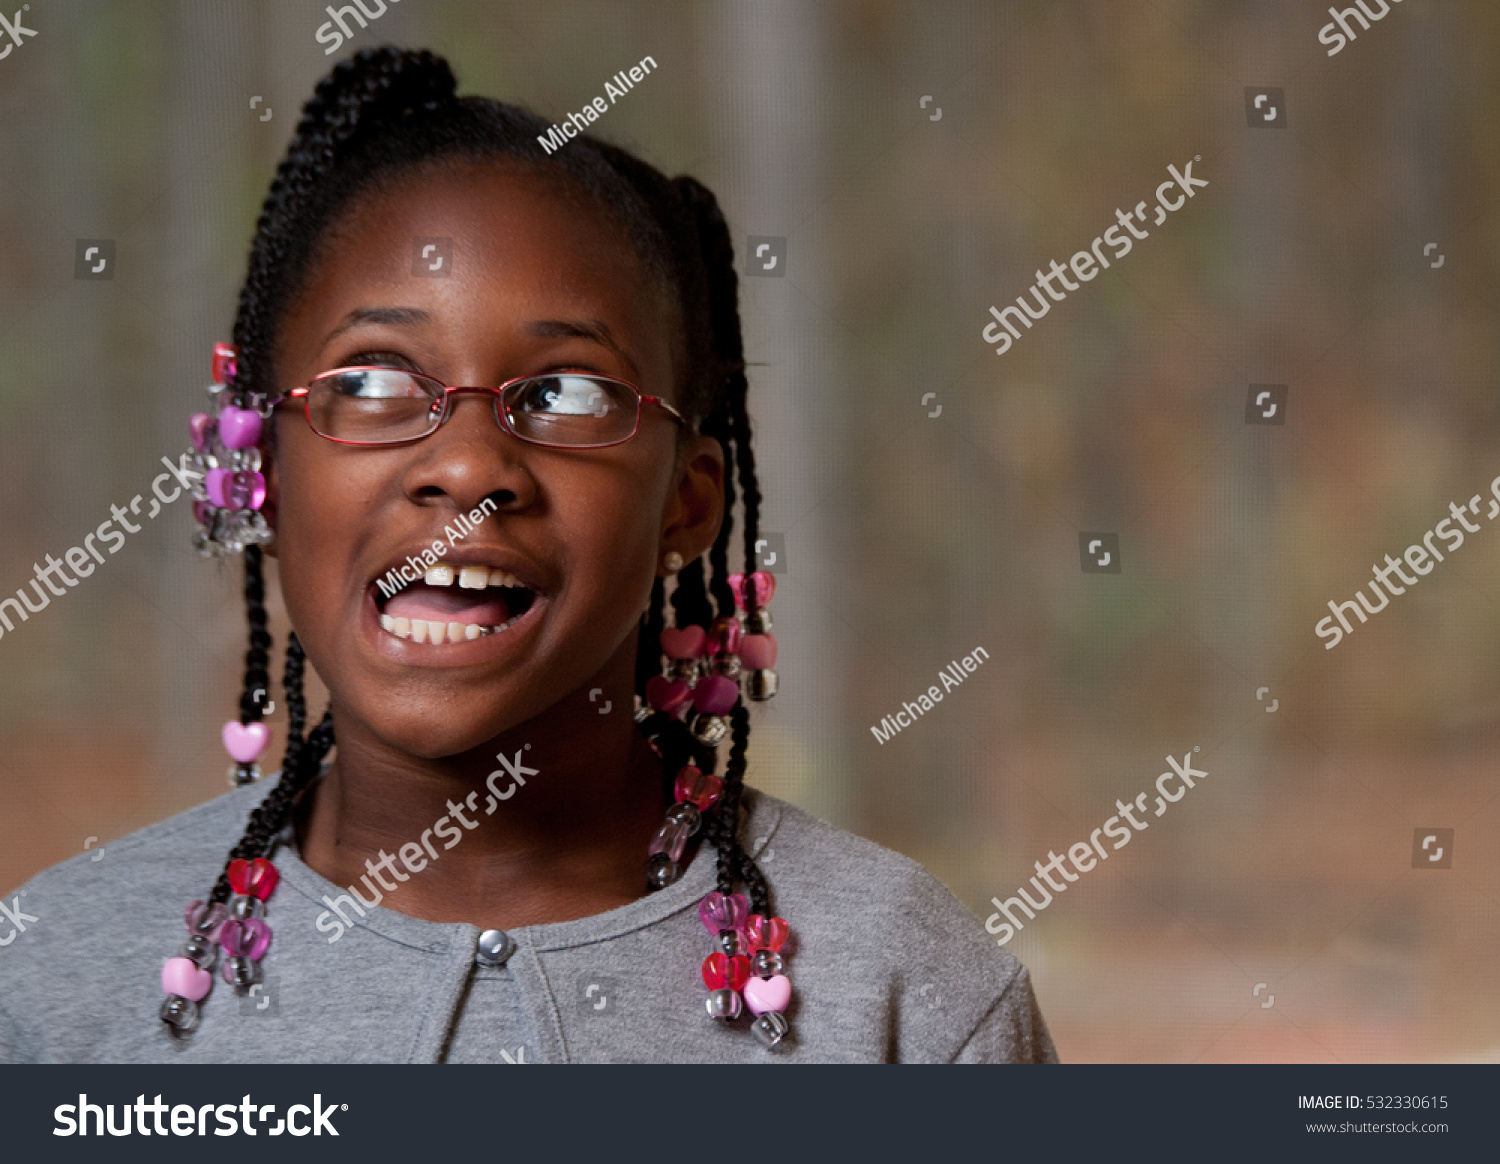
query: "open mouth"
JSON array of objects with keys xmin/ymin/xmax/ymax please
[{"xmin": 374, "ymin": 564, "xmax": 539, "ymax": 645}]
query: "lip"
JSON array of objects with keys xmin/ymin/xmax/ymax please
[
  {"xmin": 367, "ymin": 541, "xmax": 550, "ymax": 599},
  {"xmin": 362, "ymin": 580, "xmax": 549, "ymax": 666},
  {"xmin": 362, "ymin": 536, "xmax": 553, "ymax": 666}
]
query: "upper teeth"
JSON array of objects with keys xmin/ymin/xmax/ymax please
[{"xmin": 422, "ymin": 565, "xmax": 524, "ymax": 589}]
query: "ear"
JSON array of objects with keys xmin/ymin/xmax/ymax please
[{"xmin": 658, "ymin": 433, "xmax": 725, "ymax": 573}]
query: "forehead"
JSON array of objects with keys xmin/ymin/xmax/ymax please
[{"xmin": 283, "ymin": 158, "xmax": 681, "ymax": 383}]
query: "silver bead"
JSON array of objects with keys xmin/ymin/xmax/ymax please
[
  {"xmin": 746, "ymin": 668, "xmax": 779, "ymax": 701},
  {"xmin": 712, "ymin": 652, "xmax": 742, "ymax": 679},
  {"xmin": 228, "ymin": 894, "xmax": 264, "ymax": 920},
  {"xmin": 225, "ymin": 955, "xmax": 260, "ymax": 988},
  {"xmin": 717, "ymin": 929, "xmax": 744, "ymax": 957},
  {"xmin": 751, "ymin": 1011, "xmax": 790, "ymax": 1048},
  {"xmin": 160, "ymin": 995, "xmax": 200, "ymax": 1033},
  {"xmin": 665, "ymin": 801, "xmax": 702, "ymax": 834},
  {"xmin": 752, "ymin": 950, "xmax": 784, "ymax": 977},
  {"xmin": 667, "ymin": 658, "xmax": 701, "ymax": 684},
  {"xmin": 180, "ymin": 934, "xmax": 219, "ymax": 970},
  {"xmin": 705, "ymin": 988, "xmax": 742, "ymax": 1021},
  {"xmin": 227, "ymin": 762, "xmax": 261, "ymax": 788},
  {"xmin": 745, "ymin": 609, "xmax": 772, "ymax": 634},
  {"xmin": 646, "ymin": 852, "xmax": 678, "ymax": 890},
  {"xmin": 690, "ymin": 712, "xmax": 729, "ymax": 746},
  {"xmin": 633, "ymin": 701, "xmax": 653, "ymax": 724},
  {"xmin": 475, "ymin": 928, "xmax": 515, "ymax": 966},
  {"xmin": 221, "ymin": 447, "xmax": 262, "ymax": 472}
]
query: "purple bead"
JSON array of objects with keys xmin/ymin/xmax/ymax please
[
  {"xmin": 189, "ymin": 412, "xmax": 214, "ymax": 451},
  {"xmin": 192, "ymin": 500, "xmax": 215, "ymax": 527},
  {"xmin": 205, "ymin": 467, "xmax": 230, "ymax": 509},
  {"xmin": 648, "ymin": 818, "xmax": 689, "ymax": 863},
  {"xmin": 227, "ymin": 469, "xmax": 267, "ymax": 511},
  {"xmin": 184, "ymin": 899, "xmax": 228, "ymax": 941},
  {"xmin": 217, "ymin": 406, "xmax": 263, "ymax": 450},
  {"xmin": 698, "ymin": 891, "xmax": 749, "ymax": 935},
  {"xmin": 219, "ymin": 917, "xmax": 272, "ymax": 961}
]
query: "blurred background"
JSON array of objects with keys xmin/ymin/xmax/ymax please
[{"xmin": 3, "ymin": 0, "xmax": 1499, "ymax": 1062}]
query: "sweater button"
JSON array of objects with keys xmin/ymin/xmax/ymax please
[{"xmin": 475, "ymin": 928, "xmax": 515, "ymax": 966}]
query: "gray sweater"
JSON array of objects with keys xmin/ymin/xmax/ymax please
[{"xmin": 0, "ymin": 781, "xmax": 1057, "ymax": 1063}]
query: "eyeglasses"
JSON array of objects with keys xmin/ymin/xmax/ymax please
[{"xmin": 280, "ymin": 366, "xmax": 686, "ymax": 448}]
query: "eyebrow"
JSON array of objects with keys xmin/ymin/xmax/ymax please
[
  {"xmin": 322, "ymin": 306, "xmax": 431, "ymax": 347},
  {"xmin": 525, "ymin": 318, "xmax": 641, "ymax": 381},
  {"xmin": 321, "ymin": 309, "xmax": 642, "ymax": 381}
]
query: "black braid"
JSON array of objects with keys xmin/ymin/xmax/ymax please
[{"xmin": 237, "ymin": 547, "xmax": 272, "ymax": 723}]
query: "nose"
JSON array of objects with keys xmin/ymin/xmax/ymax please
[{"xmin": 399, "ymin": 390, "xmax": 537, "ymax": 516}]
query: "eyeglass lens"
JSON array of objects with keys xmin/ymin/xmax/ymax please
[{"xmin": 306, "ymin": 369, "xmax": 640, "ymax": 446}]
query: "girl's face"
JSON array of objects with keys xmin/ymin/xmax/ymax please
[{"xmin": 266, "ymin": 159, "xmax": 723, "ymax": 758}]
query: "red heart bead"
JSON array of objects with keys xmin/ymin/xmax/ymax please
[
  {"xmin": 744, "ymin": 914, "xmax": 789, "ymax": 952},
  {"xmin": 674, "ymin": 765, "xmax": 724, "ymax": 810},
  {"xmin": 227, "ymin": 857, "xmax": 280, "ymax": 901},
  {"xmin": 701, "ymin": 952, "xmax": 751, "ymax": 992}
]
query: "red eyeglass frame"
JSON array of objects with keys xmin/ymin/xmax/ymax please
[{"xmin": 278, "ymin": 365, "xmax": 687, "ymax": 448}]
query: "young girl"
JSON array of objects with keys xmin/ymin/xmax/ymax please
[{"xmin": 0, "ymin": 46, "xmax": 1055, "ymax": 1064}]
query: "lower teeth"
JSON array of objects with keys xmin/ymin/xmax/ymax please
[{"xmin": 378, "ymin": 614, "xmax": 519, "ymax": 644}]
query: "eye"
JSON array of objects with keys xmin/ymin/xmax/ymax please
[{"xmin": 513, "ymin": 374, "xmax": 616, "ymax": 416}]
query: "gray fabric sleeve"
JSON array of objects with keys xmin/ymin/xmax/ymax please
[
  {"xmin": 0, "ymin": 995, "xmax": 26, "ymax": 1063},
  {"xmin": 949, "ymin": 966, "xmax": 1060, "ymax": 1063}
]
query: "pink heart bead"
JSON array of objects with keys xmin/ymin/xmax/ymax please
[
  {"xmin": 222, "ymin": 720, "xmax": 269, "ymax": 763},
  {"xmin": 740, "ymin": 633, "xmax": 777, "ymax": 669},
  {"xmin": 645, "ymin": 676, "xmax": 693, "ymax": 714},
  {"xmin": 189, "ymin": 412, "xmax": 214, "ymax": 451},
  {"xmin": 217, "ymin": 406, "xmax": 262, "ymax": 450},
  {"xmin": 184, "ymin": 899, "xmax": 227, "ymax": 940},
  {"xmin": 692, "ymin": 674, "xmax": 739, "ymax": 715},
  {"xmin": 727, "ymin": 571, "xmax": 776, "ymax": 611},
  {"xmin": 219, "ymin": 917, "xmax": 272, "ymax": 961},
  {"xmin": 162, "ymin": 956, "xmax": 212, "ymax": 1002},
  {"xmin": 699, "ymin": 891, "xmax": 749, "ymax": 934},
  {"xmin": 743, "ymin": 973, "xmax": 791, "ymax": 1015},
  {"xmin": 659, "ymin": 625, "xmax": 706, "ymax": 659}
]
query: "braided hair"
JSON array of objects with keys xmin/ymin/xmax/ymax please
[{"xmin": 209, "ymin": 46, "xmax": 772, "ymax": 916}]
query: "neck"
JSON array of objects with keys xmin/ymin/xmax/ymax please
[{"xmin": 293, "ymin": 641, "xmax": 683, "ymax": 931}]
